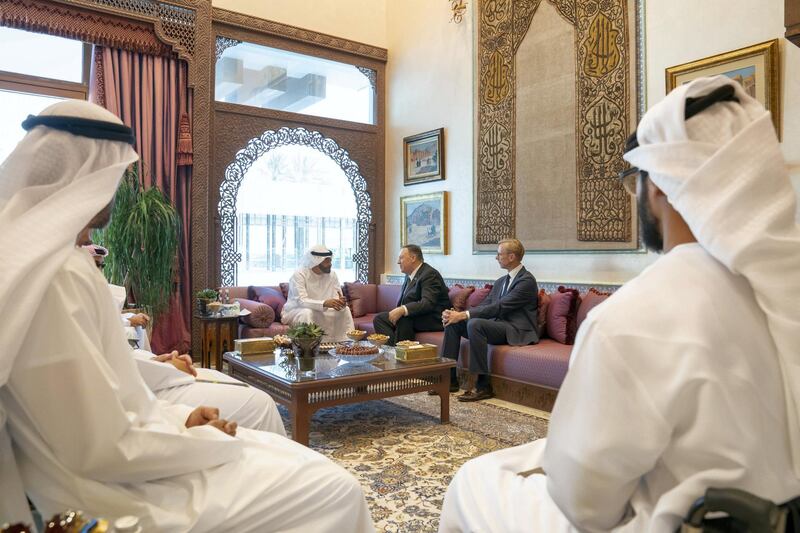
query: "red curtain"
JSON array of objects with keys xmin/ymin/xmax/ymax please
[{"xmin": 90, "ymin": 46, "xmax": 192, "ymax": 354}]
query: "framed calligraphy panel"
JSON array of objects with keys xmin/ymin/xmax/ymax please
[{"xmin": 474, "ymin": 0, "xmax": 644, "ymax": 252}]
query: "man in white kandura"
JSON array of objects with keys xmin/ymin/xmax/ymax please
[
  {"xmin": 281, "ymin": 244, "xmax": 355, "ymax": 341},
  {"xmin": 439, "ymin": 75, "xmax": 800, "ymax": 532},
  {"xmin": 77, "ymin": 236, "xmax": 286, "ymax": 435},
  {"xmin": 0, "ymin": 100, "xmax": 375, "ymax": 532},
  {"xmin": 77, "ymin": 235, "xmax": 152, "ymax": 350}
]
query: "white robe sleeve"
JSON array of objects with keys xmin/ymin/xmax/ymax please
[
  {"xmin": 131, "ymin": 349, "xmax": 196, "ymax": 392},
  {"xmin": 542, "ymin": 319, "xmax": 671, "ymax": 531},
  {"xmin": 7, "ymin": 257, "xmax": 244, "ymax": 484},
  {"xmin": 290, "ymin": 270, "xmax": 325, "ymax": 311}
]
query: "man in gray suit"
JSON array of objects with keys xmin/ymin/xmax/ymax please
[{"xmin": 441, "ymin": 238, "xmax": 539, "ymax": 401}]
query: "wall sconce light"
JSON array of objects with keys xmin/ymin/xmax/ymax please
[{"xmin": 450, "ymin": 0, "xmax": 467, "ymax": 24}]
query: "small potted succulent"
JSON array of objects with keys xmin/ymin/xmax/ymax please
[
  {"xmin": 286, "ymin": 322, "xmax": 325, "ymax": 372},
  {"xmin": 195, "ymin": 288, "xmax": 219, "ymax": 317}
]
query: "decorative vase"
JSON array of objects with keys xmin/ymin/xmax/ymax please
[
  {"xmin": 196, "ymin": 298, "xmax": 211, "ymax": 317},
  {"xmin": 290, "ymin": 336, "xmax": 322, "ymax": 358},
  {"xmin": 297, "ymin": 356, "xmax": 316, "ymax": 373}
]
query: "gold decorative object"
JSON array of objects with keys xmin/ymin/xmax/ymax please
[
  {"xmin": 395, "ymin": 343, "xmax": 438, "ymax": 362},
  {"xmin": 234, "ymin": 337, "xmax": 276, "ymax": 355},
  {"xmin": 450, "ymin": 0, "xmax": 467, "ymax": 24},
  {"xmin": 665, "ymin": 39, "xmax": 781, "ymax": 139}
]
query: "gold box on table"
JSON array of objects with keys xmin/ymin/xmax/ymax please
[
  {"xmin": 234, "ymin": 337, "xmax": 275, "ymax": 355},
  {"xmin": 394, "ymin": 343, "xmax": 438, "ymax": 362}
]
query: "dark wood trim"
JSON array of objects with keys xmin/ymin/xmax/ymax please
[
  {"xmin": 210, "ymin": 15, "xmax": 386, "ymax": 291},
  {"xmin": 214, "ymin": 101, "xmax": 379, "ymax": 134},
  {"xmin": 787, "ymin": 0, "xmax": 800, "ymax": 47},
  {"xmin": 0, "ymin": 70, "xmax": 87, "ymax": 99},
  {"xmin": 212, "ymin": 7, "xmax": 388, "ymax": 63}
]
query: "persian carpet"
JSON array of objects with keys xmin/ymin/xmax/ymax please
[{"xmin": 279, "ymin": 394, "xmax": 549, "ymax": 532}]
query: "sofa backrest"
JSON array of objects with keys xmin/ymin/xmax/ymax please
[
  {"xmin": 376, "ymin": 284, "xmax": 402, "ymax": 312},
  {"xmin": 343, "ymin": 282, "xmax": 378, "ymax": 317}
]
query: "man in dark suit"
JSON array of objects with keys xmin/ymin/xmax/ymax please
[
  {"xmin": 373, "ymin": 244, "xmax": 451, "ymax": 346},
  {"xmin": 441, "ymin": 238, "xmax": 539, "ymax": 401}
]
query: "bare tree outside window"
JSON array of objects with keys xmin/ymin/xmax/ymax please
[{"xmin": 235, "ymin": 145, "xmax": 358, "ymax": 285}]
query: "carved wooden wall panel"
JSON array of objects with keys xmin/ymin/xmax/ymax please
[
  {"xmin": 212, "ymin": 106, "xmax": 385, "ymax": 284},
  {"xmin": 211, "ymin": 10, "xmax": 386, "ymax": 286}
]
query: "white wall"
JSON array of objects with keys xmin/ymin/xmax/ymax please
[
  {"xmin": 211, "ymin": 0, "xmax": 387, "ymax": 48},
  {"xmin": 385, "ymin": 0, "xmax": 799, "ymax": 284}
]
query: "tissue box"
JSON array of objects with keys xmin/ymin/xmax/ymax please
[
  {"xmin": 394, "ymin": 343, "xmax": 438, "ymax": 362},
  {"xmin": 234, "ymin": 337, "xmax": 275, "ymax": 355}
]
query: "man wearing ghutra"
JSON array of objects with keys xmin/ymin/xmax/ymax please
[
  {"xmin": 0, "ymin": 101, "xmax": 374, "ymax": 531},
  {"xmin": 281, "ymin": 244, "xmax": 355, "ymax": 341},
  {"xmin": 439, "ymin": 76, "xmax": 800, "ymax": 532}
]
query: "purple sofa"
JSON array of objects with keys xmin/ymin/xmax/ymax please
[{"xmin": 221, "ymin": 282, "xmax": 612, "ymax": 411}]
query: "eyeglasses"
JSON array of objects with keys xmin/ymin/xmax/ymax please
[
  {"xmin": 618, "ymin": 167, "xmax": 648, "ymax": 196},
  {"xmin": 619, "ymin": 84, "xmax": 740, "ymax": 196}
]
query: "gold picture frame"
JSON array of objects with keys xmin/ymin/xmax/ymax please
[
  {"xmin": 400, "ymin": 191, "xmax": 448, "ymax": 254},
  {"xmin": 403, "ymin": 128, "xmax": 445, "ymax": 185},
  {"xmin": 665, "ymin": 39, "xmax": 781, "ymax": 138}
]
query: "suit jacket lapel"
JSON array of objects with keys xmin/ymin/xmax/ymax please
[{"xmin": 505, "ymin": 266, "xmax": 527, "ymax": 295}]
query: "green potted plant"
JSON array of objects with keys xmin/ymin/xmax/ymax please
[
  {"xmin": 195, "ymin": 288, "xmax": 219, "ymax": 317},
  {"xmin": 286, "ymin": 322, "xmax": 325, "ymax": 366},
  {"xmin": 93, "ymin": 165, "xmax": 180, "ymax": 319}
]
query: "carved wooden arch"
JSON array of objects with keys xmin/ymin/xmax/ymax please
[{"xmin": 218, "ymin": 127, "xmax": 372, "ymax": 286}]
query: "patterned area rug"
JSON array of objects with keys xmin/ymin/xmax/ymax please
[{"xmin": 279, "ymin": 393, "xmax": 549, "ymax": 532}]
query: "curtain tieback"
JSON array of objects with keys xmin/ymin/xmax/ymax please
[{"xmin": 177, "ymin": 112, "xmax": 193, "ymax": 166}]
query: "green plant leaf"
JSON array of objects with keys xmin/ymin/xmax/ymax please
[{"xmin": 93, "ymin": 165, "xmax": 180, "ymax": 318}]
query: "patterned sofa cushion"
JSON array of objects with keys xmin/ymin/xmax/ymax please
[
  {"xmin": 249, "ymin": 286, "xmax": 286, "ymax": 321},
  {"xmin": 448, "ymin": 284, "xmax": 475, "ymax": 311},
  {"xmin": 576, "ymin": 287, "xmax": 611, "ymax": 330},
  {"xmin": 546, "ymin": 286, "xmax": 581, "ymax": 345},
  {"xmin": 467, "ymin": 284, "xmax": 493, "ymax": 309},
  {"xmin": 236, "ymin": 298, "xmax": 274, "ymax": 329}
]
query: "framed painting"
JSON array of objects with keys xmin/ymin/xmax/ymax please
[
  {"xmin": 666, "ymin": 39, "xmax": 781, "ymax": 137},
  {"xmin": 400, "ymin": 191, "xmax": 448, "ymax": 254},
  {"xmin": 403, "ymin": 128, "xmax": 445, "ymax": 185}
]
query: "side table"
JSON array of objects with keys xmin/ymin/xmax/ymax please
[{"xmin": 195, "ymin": 314, "xmax": 239, "ymax": 369}]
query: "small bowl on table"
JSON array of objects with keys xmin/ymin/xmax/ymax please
[
  {"xmin": 346, "ymin": 330, "xmax": 367, "ymax": 342},
  {"xmin": 366, "ymin": 334, "xmax": 389, "ymax": 347}
]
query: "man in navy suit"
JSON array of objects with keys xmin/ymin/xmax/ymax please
[
  {"xmin": 374, "ymin": 244, "xmax": 451, "ymax": 346},
  {"xmin": 441, "ymin": 238, "xmax": 539, "ymax": 401}
]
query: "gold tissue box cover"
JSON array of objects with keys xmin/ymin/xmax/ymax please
[
  {"xmin": 394, "ymin": 343, "xmax": 438, "ymax": 361},
  {"xmin": 234, "ymin": 337, "xmax": 275, "ymax": 355}
]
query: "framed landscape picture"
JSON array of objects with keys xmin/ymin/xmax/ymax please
[
  {"xmin": 665, "ymin": 39, "xmax": 781, "ymax": 137},
  {"xmin": 400, "ymin": 191, "xmax": 448, "ymax": 254},
  {"xmin": 403, "ymin": 128, "xmax": 445, "ymax": 185}
]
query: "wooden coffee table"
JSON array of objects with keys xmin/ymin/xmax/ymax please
[{"xmin": 223, "ymin": 347, "xmax": 456, "ymax": 445}]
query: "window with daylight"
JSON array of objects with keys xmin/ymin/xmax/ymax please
[
  {"xmin": 215, "ymin": 40, "xmax": 375, "ymax": 125},
  {"xmin": 0, "ymin": 27, "xmax": 90, "ymax": 162},
  {"xmin": 235, "ymin": 144, "xmax": 358, "ymax": 285}
]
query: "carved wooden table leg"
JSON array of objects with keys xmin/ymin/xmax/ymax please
[
  {"xmin": 439, "ymin": 369, "xmax": 451, "ymax": 424},
  {"xmin": 291, "ymin": 391, "xmax": 311, "ymax": 446}
]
